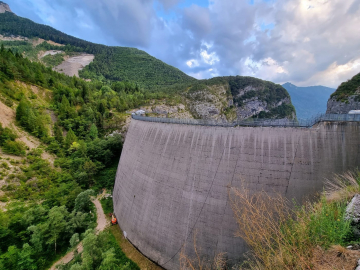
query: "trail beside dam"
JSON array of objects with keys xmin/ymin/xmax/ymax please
[{"xmin": 113, "ymin": 119, "xmax": 360, "ymax": 269}]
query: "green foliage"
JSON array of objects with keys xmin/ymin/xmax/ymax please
[
  {"xmin": 0, "ymin": 123, "xmax": 26, "ymax": 155},
  {"xmin": 89, "ymin": 124, "xmax": 98, "ymax": 140},
  {"xmin": 100, "ymin": 197, "xmax": 113, "ymax": 215},
  {"xmin": 74, "ymin": 189, "xmax": 95, "ymax": 213},
  {"xmin": 58, "ymin": 230, "xmax": 139, "ymax": 270},
  {"xmin": 308, "ymin": 198, "xmax": 351, "ymax": 248},
  {"xmin": 0, "ymin": 12, "xmax": 195, "ymax": 88},
  {"xmin": 331, "ymin": 72, "xmax": 360, "ymax": 101},
  {"xmin": 0, "ymin": 197, "xmax": 94, "ymax": 270},
  {"xmin": 93, "ymin": 158, "xmax": 119, "ymax": 190},
  {"xmin": 16, "ymin": 98, "xmax": 49, "ymax": 139},
  {"xmin": 41, "ymin": 53, "xmax": 64, "ymax": 67},
  {"xmin": 0, "ymin": 123, "xmax": 17, "ymax": 144},
  {"xmin": 65, "ymin": 128, "xmax": 77, "ymax": 149},
  {"xmin": 256, "ymin": 103, "xmax": 296, "ymax": 119},
  {"xmin": 2, "ymin": 140, "xmax": 26, "ymax": 156}
]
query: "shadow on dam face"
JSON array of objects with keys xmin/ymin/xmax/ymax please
[{"xmin": 113, "ymin": 119, "xmax": 360, "ymax": 269}]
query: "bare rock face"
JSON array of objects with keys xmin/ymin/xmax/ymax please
[
  {"xmin": 326, "ymin": 95, "xmax": 360, "ymax": 114},
  {"xmin": 345, "ymin": 194, "xmax": 360, "ymax": 237},
  {"xmin": 0, "ymin": 2, "xmax": 12, "ymax": 13},
  {"xmin": 345, "ymin": 194, "xmax": 360, "ymax": 223}
]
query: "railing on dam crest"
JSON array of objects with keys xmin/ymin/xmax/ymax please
[{"xmin": 132, "ymin": 113, "xmax": 360, "ymax": 128}]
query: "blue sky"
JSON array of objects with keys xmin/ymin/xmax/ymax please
[{"xmin": 6, "ymin": 0, "xmax": 360, "ymax": 88}]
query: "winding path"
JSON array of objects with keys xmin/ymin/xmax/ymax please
[{"xmin": 50, "ymin": 197, "xmax": 108, "ymax": 270}]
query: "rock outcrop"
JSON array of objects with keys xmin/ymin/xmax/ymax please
[
  {"xmin": 0, "ymin": 2, "xmax": 12, "ymax": 13},
  {"xmin": 327, "ymin": 95, "xmax": 360, "ymax": 114},
  {"xmin": 327, "ymin": 73, "xmax": 360, "ymax": 114},
  {"xmin": 228, "ymin": 76, "xmax": 295, "ymax": 120},
  {"xmin": 185, "ymin": 76, "xmax": 296, "ymax": 122}
]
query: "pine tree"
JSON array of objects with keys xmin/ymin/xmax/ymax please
[
  {"xmin": 64, "ymin": 128, "xmax": 77, "ymax": 149},
  {"xmin": 54, "ymin": 123, "xmax": 63, "ymax": 144},
  {"xmin": 16, "ymin": 98, "xmax": 29, "ymax": 122},
  {"xmin": 89, "ymin": 124, "xmax": 98, "ymax": 140}
]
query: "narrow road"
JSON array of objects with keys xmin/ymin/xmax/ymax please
[{"xmin": 50, "ymin": 197, "xmax": 108, "ymax": 270}]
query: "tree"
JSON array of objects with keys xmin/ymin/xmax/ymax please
[
  {"xmin": 69, "ymin": 233, "xmax": 80, "ymax": 248},
  {"xmin": 74, "ymin": 190, "xmax": 94, "ymax": 213},
  {"xmin": 43, "ymin": 206, "xmax": 68, "ymax": 254},
  {"xmin": 65, "ymin": 128, "xmax": 77, "ymax": 149},
  {"xmin": 89, "ymin": 124, "xmax": 98, "ymax": 140},
  {"xmin": 16, "ymin": 98, "xmax": 29, "ymax": 122},
  {"xmin": 18, "ymin": 243, "xmax": 36, "ymax": 270},
  {"xmin": 54, "ymin": 123, "xmax": 64, "ymax": 144},
  {"xmin": 98, "ymin": 248, "xmax": 121, "ymax": 270}
]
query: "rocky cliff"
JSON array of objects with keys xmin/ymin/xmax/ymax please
[
  {"xmin": 183, "ymin": 76, "xmax": 296, "ymax": 122},
  {"xmin": 0, "ymin": 1, "xmax": 12, "ymax": 13},
  {"xmin": 326, "ymin": 73, "xmax": 360, "ymax": 114}
]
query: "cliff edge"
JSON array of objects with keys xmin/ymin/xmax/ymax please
[
  {"xmin": 327, "ymin": 72, "xmax": 360, "ymax": 113},
  {"xmin": 0, "ymin": 1, "xmax": 12, "ymax": 13}
]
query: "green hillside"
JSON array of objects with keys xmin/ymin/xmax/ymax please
[
  {"xmin": 330, "ymin": 72, "xmax": 360, "ymax": 101},
  {"xmin": 0, "ymin": 11, "xmax": 195, "ymax": 88}
]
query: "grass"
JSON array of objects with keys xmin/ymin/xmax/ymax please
[
  {"xmin": 98, "ymin": 193, "xmax": 163, "ymax": 270},
  {"xmin": 100, "ymin": 197, "xmax": 113, "ymax": 215},
  {"xmin": 229, "ymin": 171, "xmax": 360, "ymax": 270},
  {"xmin": 109, "ymin": 224, "xmax": 163, "ymax": 270}
]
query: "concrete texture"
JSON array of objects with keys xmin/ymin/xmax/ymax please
[{"xmin": 113, "ymin": 120, "xmax": 360, "ymax": 269}]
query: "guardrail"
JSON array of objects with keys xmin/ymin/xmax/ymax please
[{"xmin": 131, "ymin": 113, "xmax": 360, "ymax": 128}]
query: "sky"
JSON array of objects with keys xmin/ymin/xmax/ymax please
[{"xmin": 6, "ymin": 0, "xmax": 360, "ymax": 88}]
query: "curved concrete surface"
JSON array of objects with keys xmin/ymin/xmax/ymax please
[{"xmin": 113, "ymin": 120, "xmax": 360, "ymax": 269}]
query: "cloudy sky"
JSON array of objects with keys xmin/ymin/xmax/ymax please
[{"xmin": 6, "ymin": 0, "xmax": 360, "ymax": 88}]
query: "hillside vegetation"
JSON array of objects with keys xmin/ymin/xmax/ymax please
[
  {"xmin": 0, "ymin": 11, "xmax": 196, "ymax": 88},
  {"xmin": 330, "ymin": 72, "xmax": 360, "ymax": 101},
  {"xmin": 230, "ymin": 172, "xmax": 360, "ymax": 269},
  {"xmin": 0, "ymin": 46, "xmax": 142, "ymax": 269}
]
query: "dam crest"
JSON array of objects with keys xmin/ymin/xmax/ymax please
[{"xmin": 113, "ymin": 115, "xmax": 360, "ymax": 269}]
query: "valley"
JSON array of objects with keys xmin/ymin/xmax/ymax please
[{"xmin": 0, "ymin": 1, "xmax": 360, "ymax": 270}]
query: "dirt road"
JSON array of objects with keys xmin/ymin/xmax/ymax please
[{"xmin": 49, "ymin": 197, "xmax": 108, "ymax": 270}]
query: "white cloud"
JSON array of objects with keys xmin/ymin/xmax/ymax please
[
  {"xmin": 186, "ymin": 59, "xmax": 199, "ymax": 68},
  {"xmin": 8, "ymin": 0, "xmax": 360, "ymax": 88}
]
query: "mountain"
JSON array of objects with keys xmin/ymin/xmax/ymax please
[
  {"xmin": 0, "ymin": 2, "xmax": 296, "ymax": 121},
  {"xmin": 0, "ymin": 1, "xmax": 11, "ymax": 13},
  {"xmin": 326, "ymin": 72, "xmax": 360, "ymax": 113},
  {"xmin": 0, "ymin": 10, "xmax": 195, "ymax": 88},
  {"xmin": 282, "ymin": 82, "xmax": 335, "ymax": 119}
]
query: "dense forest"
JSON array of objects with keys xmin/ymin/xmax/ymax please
[
  {"xmin": 0, "ymin": 11, "xmax": 196, "ymax": 88},
  {"xmin": 0, "ymin": 46, "xmax": 149, "ymax": 269}
]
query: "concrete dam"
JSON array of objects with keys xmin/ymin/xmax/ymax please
[{"xmin": 113, "ymin": 116, "xmax": 360, "ymax": 269}]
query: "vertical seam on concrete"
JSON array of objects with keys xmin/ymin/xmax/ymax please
[
  {"xmin": 215, "ymin": 140, "xmax": 238, "ymax": 256},
  {"xmin": 163, "ymin": 146, "xmax": 227, "ymax": 267},
  {"xmin": 285, "ymin": 136, "xmax": 301, "ymax": 196}
]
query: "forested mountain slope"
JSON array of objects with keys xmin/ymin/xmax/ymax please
[
  {"xmin": 327, "ymin": 72, "xmax": 360, "ymax": 113},
  {"xmin": 0, "ymin": 11, "xmax": 195, "ymax": 88},
  {"xmin": 0, "ymin": 47, "xmax": 143, "ymax": 270},
  {"xmin": 282, "ymin": 82, "xmax": 335, "ymax": 119}
]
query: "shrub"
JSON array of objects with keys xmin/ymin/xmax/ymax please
[
  {"xmin": 2, "ymin": 140, "xmax": 26, "ymax": 156},
  {"xmin": 230, "ymin": 181, "xmax": 354, "ymax": 270}
]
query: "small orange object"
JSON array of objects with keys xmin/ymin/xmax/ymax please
[{"xmin": 111, "ymin": 215, "xmax": 117, "ymax": 225}]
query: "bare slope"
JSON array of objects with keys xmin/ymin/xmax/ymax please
[{"xmin": 54, "ymin": 53, "xmax": 95, "ymax": 77}]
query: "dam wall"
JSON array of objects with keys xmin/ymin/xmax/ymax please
[{"xmin": 113, "ymin": 119, "xmax": 360, "ymax": 269}]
